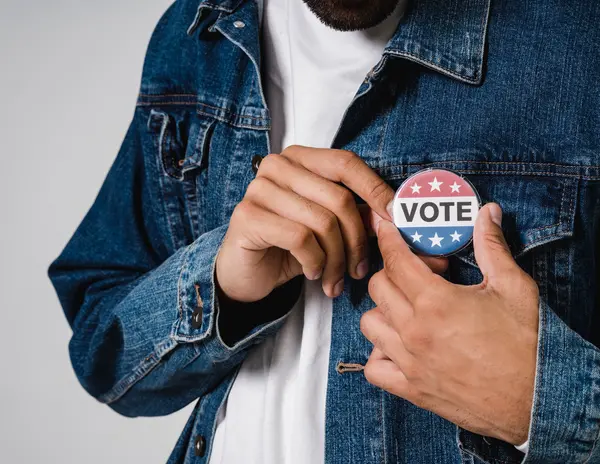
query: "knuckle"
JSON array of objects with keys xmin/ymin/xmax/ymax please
[
  {"xmin": 368, "ymin": 333, "xmax": 382, "ymax": 350},
  {"xmin": 376, "ymin": 300, "xmax": 391, "ymax": 319},
  {"xmin": 400, "ymin": 359, "xmax": 420, "ymax": 381},
  {"xmin": 384, "ymin": 249, "xmax": 401, "ymax": 275},
  {"xmin": 281, "ymin": 144, "xmax": 302, "ymax": 158},
  {"xmin": 366, "ymin": 177, "xmax": 390, "ymax": 203},
  {"xmin": 359, "ymin": 312, "xmax": 373, "ymax": 336},
  {"xmin": 337, "ymin": 150, "xmax": 363, "ymax": 177},
  {"xmin": 316, "ymin": 209, "xmax": 339, "ymax": 234},
  {"xmin": 300, "ymin": 195, "xmax": 315, "ymax": 215},
  {"xmin": 246, "ymin": 176, "xmax": 269, "ymax": 197},
  {"xmin": 349, "ymin": 239, "xmax": 367, "ymax": 262},
  {"xmin": 337, "ymin": 149, "xmax": 359, "ymax": 168},
  {"xmin": 403, "ymin": 322, "xmax": 430, "ymax": 352},
  {"xmin": 377, "ymin": 369, "xmax": 398, "ymax": 393},
  {"xmin": 413, "ymin": 290, "xmax": 437, "ymax": 313},
  {"xmin": 258, "ymin": 153, "xmax": 286, "ymax": 175},
  {"xmin": 333, "ymin": 187, "xmax": 355, "ymax": 210},
  {"xmin": 368, "ymin": 271, "xmax": 384, "ymax": 299},
  {"xmin": 232, "ymin": 200, "xmax": 253, "ymax": 222},
  {"xmin": 290, "ymin": 225, "xmax": 312, "ymax": 249},
  {"xmin": 363, "ymin": 360, "xmax": 378, "ymax": 385}
]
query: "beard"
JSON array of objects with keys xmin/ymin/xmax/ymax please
[{"xmin": 301, "ymin": 0, "xmax": 401, "ymax": 31}]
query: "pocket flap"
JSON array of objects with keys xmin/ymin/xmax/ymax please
[
  {"xmin": 147, "ymin": 109, "xmax": 216, "ymax": 180},
  {"xmin": 453, "ymin": 174, "xmax": 578, "ymax": 266}
]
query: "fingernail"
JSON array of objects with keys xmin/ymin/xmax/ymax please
[
  {"xmin": 333, "ymin": 278, "xmax": 344, "ymax": 297},
  {"xmin": 386, "ymin": 200, "xmax": 394, "ymax": 221},
  {"xmin": 356, "ymin": 258, "xmax": 369, "ymax": 279},
  {"xmin": 310, "ymin": 269, "xmax": 323, "ymax": 281},
  {"xmin": 488, "ymin": 203, "xmax": 502, "ymax": 227}
]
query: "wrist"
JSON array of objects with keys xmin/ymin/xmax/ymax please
[
  {"xmin": 216, "ymin": 275, "xmax": 304, "ymax": 347},
  {"xmin": 492, "ymin": 395, "xmax": 532, "ymax": 446}
]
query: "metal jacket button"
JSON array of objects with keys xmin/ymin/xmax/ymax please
[
  {"xmin": 194, "ymin": 435, "xmax": 207, "ymax": 457},
  {"xmin": 191, "ymin": 309, "xmax": 202, "ymax": 329},
  {"xmin": 251, "ymin": 154, "xmax": 263, "ymax": 174}
]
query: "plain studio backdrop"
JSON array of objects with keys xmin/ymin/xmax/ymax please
[{"xmin": 0, "ymin": 1, "xmax": 195, "ymax": 462}]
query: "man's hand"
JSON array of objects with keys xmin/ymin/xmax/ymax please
[
  {"xmin": 216, "ymin": 146, "xmax": 398, "ymax": 303},
  {"xmin": 361, "ymin": 203, "xmax": 539, "ymax": 445}
]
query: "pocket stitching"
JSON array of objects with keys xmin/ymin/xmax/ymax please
[
  {"xmin": 455, "ymin": 177, "xmax": 576, "ymax": 266},
  {"xmin": 523, "ymin": 182, "xmax": 566, "ymax": 239}
]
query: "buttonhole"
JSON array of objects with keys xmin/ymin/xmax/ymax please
[{"xmin": 336, "ymin": 362, "xmax": 365, "ymax": 374}]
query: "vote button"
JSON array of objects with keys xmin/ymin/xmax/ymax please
[{"xmin": 392, "ymin": 168, "xmax": 481, "ymax": 257}]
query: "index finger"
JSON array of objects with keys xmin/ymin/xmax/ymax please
[
  {"xmin": 368, "ymin": 208, "xmax": 449, "ymax": 275},
  {"xmin": 280, "ymin": 145, "xmax": 394, "ymax": 221},
  {"xmin": 376, "ymin": 218, "xmax": 435, "ymax": 301}
]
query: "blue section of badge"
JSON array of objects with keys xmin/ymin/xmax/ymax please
[{"xmin": 398, "ymin": 226, "xmax": 474, "ymax": 256}]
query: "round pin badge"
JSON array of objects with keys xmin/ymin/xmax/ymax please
[{"xmin": 392, "ymin": 168, "xmax": 481, "ymax": 257}]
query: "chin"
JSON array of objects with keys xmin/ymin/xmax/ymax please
[{"xmin": 302, "ymin": 0, "xmax": 401, "ymax": 31}]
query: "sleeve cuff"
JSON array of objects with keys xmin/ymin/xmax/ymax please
[
  {"xmin": 522, "ymin": 300, "xmax": 600, "ymax": 463},
  {"xmin": 172, "ymin": 223, "xmax": 303, "ymax": 357},
  {"xmin": 215, "ymin": 276, "xmax": 304, "ymax": 348},
  {"xmin": 460, "ymin": 299, "xmax": 600, "ymax": 464},
  {"xmin": 173, "ymin": 224, "xmax": 229, "ymax": 342}
]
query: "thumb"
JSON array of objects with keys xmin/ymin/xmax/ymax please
[{"xmin": 473, "ymin": 203, "xmax": 518, "ymax": 284}]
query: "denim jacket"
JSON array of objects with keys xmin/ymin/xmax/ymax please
[{"xmin": 48, "ymin": 0, "xmax": 600, "ymax": 462}]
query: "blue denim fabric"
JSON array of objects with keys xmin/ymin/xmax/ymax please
[{"xmin": 48, "ymin": 0, "xmax": 600, "ymax": 462}]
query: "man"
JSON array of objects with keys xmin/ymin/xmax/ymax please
[{"xmin": 48, "ymin": 0, "xmax": 600, "ymax": 463}]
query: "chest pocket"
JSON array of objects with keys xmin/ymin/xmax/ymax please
[
  {"xmin": 147, "ymin": 107, "xmax": 214, "ymax": 248},
  {"xmin": 146, "ymin": 104, "xmax": 268, "ymax": 249},
  {"xmin": 383, "ymin": 166, "xmax": 579, "ymax": 315},
  {"xmin": 452, "ymin": 173, "xmax": 578, "ymax": 312}
]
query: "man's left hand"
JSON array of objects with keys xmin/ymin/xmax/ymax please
[{"xmin": 361, "ymin": 203, "xmax": 539, "ymax": 445}]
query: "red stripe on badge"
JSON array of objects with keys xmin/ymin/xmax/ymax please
[{"xmin": 397, "ymin": 169, "xmax": 476, "ymax": 199}]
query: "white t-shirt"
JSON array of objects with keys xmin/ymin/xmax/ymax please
[{"xmin": 208, "ymin": 1, "xmax": 403, "ymax": 463}]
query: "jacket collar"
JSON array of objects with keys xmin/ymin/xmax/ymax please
[
  {"xmin": 196, "ymin": 0, "xmax": 491, "ymax": 85},
  {"xmin": 384, "ymin": 0, "xmax": 491, "ymax": 84},
  {"xmin": 196, "ymin": 0, "xmax": 245, "ymax": 13}
]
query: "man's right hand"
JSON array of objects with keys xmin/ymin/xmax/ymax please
[{"xmin": 215, "ymin": 146, "xmax": 396, "ymax": 303}]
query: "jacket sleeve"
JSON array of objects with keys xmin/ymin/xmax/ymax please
[
  {"xmin": 48, "ymin": 108, "xmax": 302, "ymax": 418},
  {"xmin": 459, "ymin": 300, "xmax": 600, "ymax": 464},
  {"xmin": 520, "ymin": 301, "xmax": 600, "ymax": 463}
]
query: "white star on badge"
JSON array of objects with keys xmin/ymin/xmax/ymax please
[
  {"xmin": 428, "ymin": 177, "xmax": 443, "ymax": 192},
  {"xmin": 450, "ymin": 182, "xmax": 461, "ymax": 193},
  {"xmin": 410, "ymin": 182, "xmax": 422, "ymax": 194},
  {"xmin": 410, "ymin": 231, "xmax": 422, "ymax": 243},
  {"xmin": 450, "ymin": 231, "xmax": 463, "ymax": 242},
  {"xmin": 428, "ymin": 233, "xmax": 444, "ymax": 247}
]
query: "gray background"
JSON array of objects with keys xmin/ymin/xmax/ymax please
[{"xmin": 0, "ymin": 1, "xmax": 194, "ymax": 462}]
